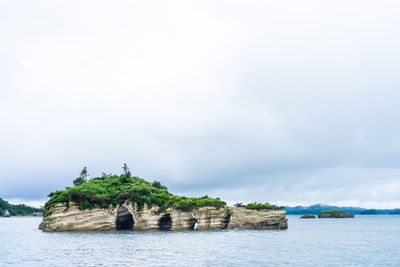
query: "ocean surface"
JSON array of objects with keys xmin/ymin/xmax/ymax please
[{"xmin": 1, "ymin": 215, "xmax": 400, "ymax": 266}]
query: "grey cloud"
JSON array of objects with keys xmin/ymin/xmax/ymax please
[{"xmin": 1, "ymin": 0, "xmax": 400, "ymax": 208}]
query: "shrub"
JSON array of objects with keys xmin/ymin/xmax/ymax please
[
  {"xmin": 81, "ymin": 200, "xmax": 91, "ymax": 209},
  {"xmin": 73, "ymin": 177, "xmax": 86, "ymax": 187},
  {"xmin": 152, "ymin": 181, "xmax": 167, "ymax": 190},
  {"xmin": 69, "ymin": 190, "xmax": 84, "ymax": 202},
  {"xmin": 246, "ymin": 203, "xmax": 283, "ymax": 210},
  {"xmin": 100, "ymin": 203, "xmax": 109, "ymax": 209},
  {"xmin": 119, "ymin": 175, "xmax": 130, "ymax": 183},
  {"xmin": 56, "ymin": 192, "xmax": 68, "ymax": 203}
]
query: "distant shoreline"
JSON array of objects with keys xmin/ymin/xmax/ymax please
[
  {"xmin": 0, "ymin": 197, "xmax": 43, "ymax": 217},
  {"xmin": 285, "ymin": 204, "xmax": 400, "ymax": 215}
]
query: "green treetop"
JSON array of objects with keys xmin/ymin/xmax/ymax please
[{"xmin": 44, "ymin": 165, "xmax": 226, "ymax": 217}]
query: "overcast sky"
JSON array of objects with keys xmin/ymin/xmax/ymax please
[{"xmin": 1, "ymin": 1, "xmax": 400, "ymax": 208}]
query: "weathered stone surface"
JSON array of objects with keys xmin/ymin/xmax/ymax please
[
  {"xmin": 39, "ymin": 203, "xmax": 288, "ymax": 232},
  {"xmin": 39, "ymin": 204, "xmax": 116, "ymax": 231},
  {"xmin": 300, "ymin": 214, "xmax": 316, "ymax": 219},
  {"xmin": 227, "ymin": 207, "xmax": 287, "ymax": 229},
  {"xmin": 171, "ymin": 206, "xmax": 231, "ymax": 230}
]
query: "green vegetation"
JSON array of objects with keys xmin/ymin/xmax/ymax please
[
  {"xmin": 0, "ymin": 197, "xmax": 42, "ymax": 216},
  {"xmin": 121, "ymin": 163, "xmax": 131, "ymax": 178},
  {"xmin": 73, "ymin": 167, "xmax": 88, "ymax": 186},
  {"xmin": 44, "ymin": 165, "xmax": 226, "ymax": 217},
  {"xmin": 318, "ymin": 209, "xmax": 346, "ymax": 215},
  {"xmin": 246, "ymin": 203, "xmax": 283, "ymax": 210}
]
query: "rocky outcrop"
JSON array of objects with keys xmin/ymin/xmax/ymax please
[
  {"xmin": 39, "ymin": 205, "xmax": 116, "ymax": 231},
  {"xmin": 300, "ymin": 214, "xmax": 316, "ymax": 219},
  {"xmin": 39, "ymin": 203, "xmax": 288, "ymax": 232},
  {"xmin": 228, "ymin": 207, "xmax": 287, "ymax": 229},
  {"xmin": 2, "ymin": 210, "xmax": 10, "ymax": 217}
]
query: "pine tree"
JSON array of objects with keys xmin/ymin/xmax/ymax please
[
  {"xmin": 73, "ymin": 167, "xmax": 88, "ymax": 186},
  {"xmin": 122, "ymin": 163, "xmax": 131, "ymax": 178}
]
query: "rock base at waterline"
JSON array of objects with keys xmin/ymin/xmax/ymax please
[{"xmin": 39, "ymin": 204, "xmax": 287, "ymax": 232}]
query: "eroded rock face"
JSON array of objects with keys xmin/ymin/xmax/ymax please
[
  {"xmin": 171, "ymin": 206, "xmax": 231, "ymax": 230},
  {"xmin": 39, "ymin": 204, "xmax": 116, "ymax": 231},
  {"xmin": 39, "ymin": 203, "xmax": 288, "ymax": 232},
  {"xmin": 227, "ymin": 207, "xmax": 288, "ymax": 229}
]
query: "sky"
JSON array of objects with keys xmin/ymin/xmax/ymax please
[{"xmin": 1, "ymin": 1, "xmax": 400, "ymax": 208}]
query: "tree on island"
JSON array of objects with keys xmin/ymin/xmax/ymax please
[
  {"xmin": 122, "ymin": 163, "xmax": 131, "ymax": 178},
  {"xmin": 73, "ymin": 167, "xmax": 89, "ymax": 186},
  {"xmin": 119, "ymin": 163, "xmax": 132, "ymax": 183}
]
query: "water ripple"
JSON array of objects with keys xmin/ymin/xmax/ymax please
[{"xmin": 1, "ymin": 216, "xmax": 400, "ymax": 266}]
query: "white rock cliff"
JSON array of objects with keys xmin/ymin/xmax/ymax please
[{"xmin": 39, "ymin": 203, "xmax": 287, "ymax": 232}]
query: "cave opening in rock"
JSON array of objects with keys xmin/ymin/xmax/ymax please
[
  {"xmin": 221, "ymin": 213, "xmax": 231, "ymax": 229},
  {"xmin": 158, "ymin": 214, "xmax": 172, "ymax": 230},
  {"xmin": 188, "ymin": 218, "xmax": 198, "ymax": 230},
  {"xmin": 116, "ymin": 206, "xmax": 134, "ymax": 230}
]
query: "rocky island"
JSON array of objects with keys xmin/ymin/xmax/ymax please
[
  {"xmin": 300, "ymin": 214, "xmax": 316, "ymax": 219},
  {"xmin": 39, "ymin": 166, "xmax": 287, "ymax": 231},
  {"xmin": 318, "ymin": 210, "xmax": 355, "ymax": 218}
]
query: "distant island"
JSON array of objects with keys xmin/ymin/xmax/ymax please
[
  {"xmin": 285, "ymin": 204, "xmax": 400, "ymax": 215},
  {"xmin": 359, "ymin": 209, "xmax": 378, "ymax": 215},
  {"xmin": 300, "ymin": 214, "xmax": 316, "ymax": 219},
  {"xmin": 39, "ymin": 165, "xmax": 287, "ymax": 231},
  {"xmin": 318, "ymin": 209, "xmax": 355, "ymax": 218},
  {"xmin": 0, "ymin": 197, "xmax": 43, "ymax": 216}
]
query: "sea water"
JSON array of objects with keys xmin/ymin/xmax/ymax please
[{"xmin": 1, "ymin": 215, "xmax": 399, "ymax": 266}]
